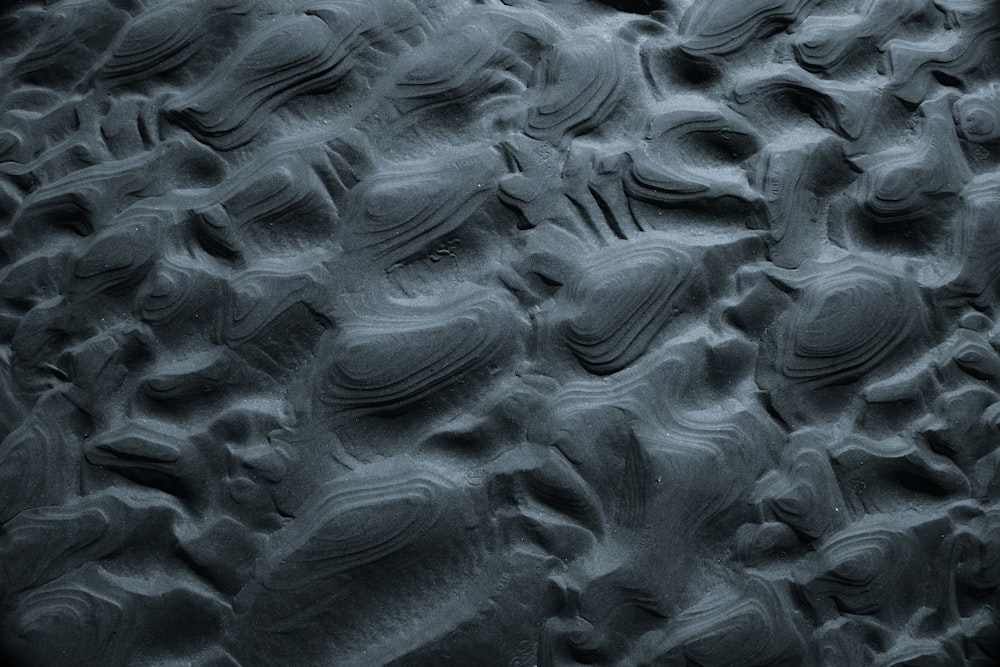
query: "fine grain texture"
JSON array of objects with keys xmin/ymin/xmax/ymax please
[{"xmin": 1, "ymin": 0, "xmax": 1000, "ymax": 665}]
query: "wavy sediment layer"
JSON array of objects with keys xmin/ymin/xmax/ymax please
[{"xmin": 1, "ymin": 0, "xmax": 999, "ymax": 665}]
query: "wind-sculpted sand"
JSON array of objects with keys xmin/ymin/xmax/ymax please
[{"xmin": 1, "ymin": 0, "xmax": 999, "ymax": 665}]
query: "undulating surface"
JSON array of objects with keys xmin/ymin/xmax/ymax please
[{"xmin": 1, "ymin": 0, "xmax": 1000, "ymax": 665}]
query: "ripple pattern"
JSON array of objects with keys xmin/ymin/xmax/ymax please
[{"xmin": 2, "ymin": 0, "xmax": 1000, "ymax": 665}]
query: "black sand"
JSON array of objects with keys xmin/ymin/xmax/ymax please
[{"xmin": 1, "ymin": 0, "xmax": 999, "ymax": 665}]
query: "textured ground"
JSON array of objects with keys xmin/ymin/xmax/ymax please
[{"xmin": 1, "ymin": 0, "xmax": 1000, "ymax": 665}]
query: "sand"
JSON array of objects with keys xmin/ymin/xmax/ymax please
[{"xmin": 1, "ymin": 0, "xmax": 999, "ymax": 665}]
